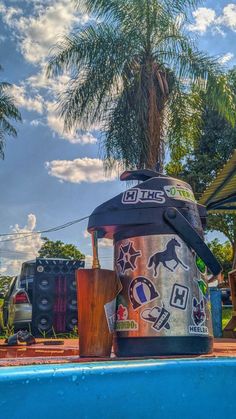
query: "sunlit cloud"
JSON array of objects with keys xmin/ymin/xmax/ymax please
[
  {"xmin": 189, "ymin": 4, "xmax": 236, "ymax": 35},
  {"xmin": 0, "ymin": 214, "xmax": 43, "ymax": 276},
  {"xmin": 218, "ymin": 52, "xmax": 234, "ymax": 65},
  {"xmin": 46, "ymin": 158, "xmax": 118, "ymax": 184}
]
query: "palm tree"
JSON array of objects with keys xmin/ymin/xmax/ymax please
[
  {"xmin": 47, "ymin": 0, "xmax": 235, "ymax": 170},
  {"xmin": 0, "ymin": 67, "xmax": 21, "ymax": 159}
]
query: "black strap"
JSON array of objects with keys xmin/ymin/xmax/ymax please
[{"xmin": 164, "ymin": 207, "xmax": 222, "ymax": 276}]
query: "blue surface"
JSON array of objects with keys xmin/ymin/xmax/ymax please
[
  {"xmin": 0, "ymin": 358, "xmax": 236, "ymax": 419},
  {"xmin": 210, "ymin": 287, "xmax": 223, "ymax": 337}
]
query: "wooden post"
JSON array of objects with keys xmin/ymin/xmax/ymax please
[{"xmin": 223, "ymin": 269, "xmax": 236, "ymax": 338}]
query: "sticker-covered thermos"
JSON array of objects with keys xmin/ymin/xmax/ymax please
[{"xmin": 88, "ymin": 169, "xmax": 221, "ymax": 356}]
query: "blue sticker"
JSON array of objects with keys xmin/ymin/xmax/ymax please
[{"xmin": 129, "ymin": 277, "xmax": 159, "ymax": 310}]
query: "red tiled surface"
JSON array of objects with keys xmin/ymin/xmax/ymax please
[{"xmin": 0, "ymin": 338, "xmax": 236, "ymax": 367}]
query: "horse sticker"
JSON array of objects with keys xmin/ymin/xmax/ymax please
[{"xmin": 148, "ymin": 238, "xmax": 189, "ymax": 276}]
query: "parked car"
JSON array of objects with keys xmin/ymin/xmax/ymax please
[
  {"xmin": 221, "ymin": 288, "xmax": 232, "ymax": 306},
  {"xmin": 2, "ymin": 258, "xmax": 84, "ymax": 333},
  {"xmin": 2, "ymin": 275, "xmax": 32, "ymax": 330}
]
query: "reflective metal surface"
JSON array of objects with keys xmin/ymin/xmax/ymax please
[{"xmin": 115, "ymin": 234, "xmax": 213, "ymax": 338}]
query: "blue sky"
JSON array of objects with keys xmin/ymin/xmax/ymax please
[{"xmin": 0, "ymin": 0, "xmax": 235, "ymax": 275}]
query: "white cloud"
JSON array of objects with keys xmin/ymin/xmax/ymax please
[
  {"xmin": 83, "ymin": 230, "xmax": 90, "ymax": 239},
  {"xmin": 0, "ymin": 0, "xmax": 89, "ymax": 64},
  {"xmin": 46, "ymin": 102, "xmax": 98, "ymax": 144},
  {"xmin": 85, "ymin": 254, "xmax": 93, "ymax": 268},
  {"xmin": 0, "ymin": 214, "xmax": 43, "ymax": 276},
  {"xmin": 30, "ymin": 119, "xmax": 45, "ymax": 127},
  {"xmin": 46, "ymin": 158, "xmax": 118, "ymax": 184},
  {"xmin": 99, "ymin": 238, "xmax": 113, "ymax": 248},
  {"xmin": 217, "ymin": 4, "xmax": 236, "ymax": 31},
  {"xmin": 0, "ymin": 4, "xmax": 22, "ymax": 25},
  {"xmin": 190, "ymin": 4, "xmax": 236, "ymax": 35},
  {"xmin": 189, "ymin": 7, "xmax": 216, "ymax": 33},
  {"xmin": 11, "ymin": 84, "xmax": 44, "ymax": 114},
  {"xmin": 218, "ymin": 52, "xmax": 234, "ymax": 65},
  {"xmin": 83, "ymin": 231, "xmax": 112, "ymax": 248}
]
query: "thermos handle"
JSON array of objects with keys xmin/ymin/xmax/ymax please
[
  {"xmin": 164, "ymin": 207, "xmax": 222, "ymax": 276},
  {"xmin": 120, "ymin": 169, "xmax": 166, "ymax": 182}
]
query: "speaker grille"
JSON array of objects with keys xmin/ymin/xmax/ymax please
[{"xmin": 32, "ymin": 258, "xmax": 84, "ymax": 336}]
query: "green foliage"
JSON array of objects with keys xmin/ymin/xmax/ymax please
[
  {"xmin": 167, "ymin": 68, "xmax": 236, "ymax": 181},
  {"xmin": 0, "ymin": 276, "xmax": 13, "ymax": 295},
  {"xmin": 38, "ymin": 237, "xmax": 85, "ymax": 260},
  {"xmin": 0, "ymin": 67, "xmax": 21, "ymax": 158},
  {"xmin": 222, "ymin": 307, "xmax": 232, "ymax": 330},
  {"xmin": 207, "ymin": 239, "xmax": 233, "ymax": 277},
  {"xmin": 166, "ymin": 69, "xmax": 236, "ymax": 270},
  {"xmin": 47, "ymin": 0, "xmax": 235, "ymax": 170}
]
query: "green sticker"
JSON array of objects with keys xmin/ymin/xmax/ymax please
[
  {"xmin": 116, "ymin": 320, "xmax": 138, "ymax": 331},
  {"xmin": 196, "ymin": 256, "xmax": 206, "ymax": 274},
  {"xmin": 197, "ymin": 279, "xmax": 208, "ymax": 297}
]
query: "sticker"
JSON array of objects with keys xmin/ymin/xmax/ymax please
[
  {"xmin": 141, "ymin": 305, "xmax": 170, "ymax": 331},
  {"xmin": 37, "ymin": 266, "xmax": 44, "ymax": 273},
  {"xmin": 122, "ymin": 188, "xmax": 165, "ymax": 205},
  {"xmin": 195, "ymin": 255, "xmax": 207, "ymax": 274},
  {"xmin": 117, "ymin": 241, "xmax": 141, "ymax": 274},
  {"xmin": 148, "ymin": 238, "xmax": 189, "ymax": 276},
  {"xmin": 116, "ymin": 320, "xmax": 138, "ymax": 331},
  {"xmin": 129, "ymin": 277, "xmax": 159, "ymax": 310},
  {"xmin": 194, "ymin": 278, "xmax": 209, "ymax": 300},
  {"xmin": 104, "ymin": 298, "xmax": 116, "ymax": 333},
  {"xmin": 189, "ymin": 325, "xmax": 208, "ymax": 334},
  {"xmin": 192, "ymin": 297, "xmax": 206, "ymax": 326},
  {"xmin": 189, "ymin": 297, "xmax": 208, "ymax": 335},
  {"xmin": 164, "ymin": 185, "xmax": 196, "ymax": 203},
  {"xmin": 170, "ymin": 284, "xmax": 189, "ymax": 310},
  {"xmin": 116, "ymin": 304, "xmax": 128, "ymax": 321}
]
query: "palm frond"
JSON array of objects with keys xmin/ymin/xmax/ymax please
[
  {"xmin": 48, "ymin": 23, "xmax": 140, "ymax": 130},
  {"xmin": 0, "ymin": 86, "xmax": 22, "ymax": 122},
  {"xmin": 161, "ymin": 0, "xmax": 201, "ymax": 14},
  {"xmin": 0, "ymin": 117, "xmax": 17, "ymax": 137},
  {"xmin": 0, "ymin": 129, "xmax": 5, "ymax": 159},
  {"xmin": 74, "ymin": 0, "xmax": 129, "ymax": 24},
  {"xmin": 206, "ymin": 74, "xmax": 236, "ymax": 126},
  {"xmin": 0, "ymin": 77, "xmax": 21, "ymax": 159},
  {"xmin": 167, "ymin": 85, "xmax": 204, "ymax": 162},
  {"xmin": 48, "ymin": 0, "xmax": 232, "ymax": 170}
]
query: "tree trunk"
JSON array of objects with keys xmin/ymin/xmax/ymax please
[{"xmin": 147, "ymin": 83, "xmax": 163, "ymax": 170}]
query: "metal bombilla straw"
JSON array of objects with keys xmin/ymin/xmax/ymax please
[{"xmin": 92, "ymin": 231, "xmax": 101, "ymax": 269}]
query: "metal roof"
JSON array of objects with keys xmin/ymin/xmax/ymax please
[{"xmin": 199, "ymin": 149, "xmax": 236, "ymax": 212}]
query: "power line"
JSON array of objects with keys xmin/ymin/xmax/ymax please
[{"xmin": 0, "ymin": 215, "xmax": 89, "ymax": 243}]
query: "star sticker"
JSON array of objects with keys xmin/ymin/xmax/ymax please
[{"xmin": 117, "ymin": 242, "xmax": 141, "ymax": 273}]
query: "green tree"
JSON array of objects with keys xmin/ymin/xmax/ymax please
[
  {"xmin": 38, "ymin": 238, "xmax": 85, "ymax": 260},
  {"xmin": 167, "ymin": 68, "xmax": 236, "ymax": 182},
  {"xmin": 0, "ymin": 66, "xmax": 21, "ymax": 158},
  {"xmin": 47, "ymin": 0, "xmax": 235, "ymax": 170},
  {"xmin": 166, "ymin": 69, "xmax": 236, "ymax": 269},
  {"xmin": 0, "ymin": 276, "xmax": 13, "ymax": 295},
  {"xmin": 208, "ymin": 239, "xmax": 233, "ymax": 279}
]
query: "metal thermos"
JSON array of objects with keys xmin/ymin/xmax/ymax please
[{"xmin": 88, "ymin": 170, "xmax": 221, "ymax": 356}]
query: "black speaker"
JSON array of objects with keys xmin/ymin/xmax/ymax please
[{"xmin": 32, "ymin": 258, "xmax": 84, "ymax": 336}]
